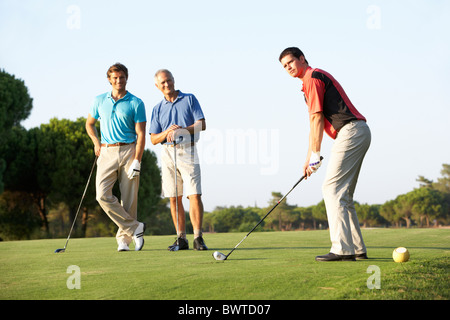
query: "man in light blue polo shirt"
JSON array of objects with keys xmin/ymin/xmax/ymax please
[
  {"xmin": 90, "ymin": 91, "xmax": 146, "ymax": 145},
  {"xmin": 86, "ymin": 62, "xmax": 147, "ymax": 252},
  {"xmin": 150, "ymin": 69, "xmax": 207, "ymax": 251}
]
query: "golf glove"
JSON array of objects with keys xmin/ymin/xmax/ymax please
[
  {"xmin": 309, "ymin": 152, "xmax": 322, "ymax": 173},
  {"xmin": 127, "ymin": 159, "xmax": 141, "ymax": 179}
]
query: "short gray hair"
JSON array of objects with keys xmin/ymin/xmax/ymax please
[{"xmin": 154, "ymin": 69, "xmax": 174, "ymax": 83}]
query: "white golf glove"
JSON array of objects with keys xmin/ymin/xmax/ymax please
[
  {"xmin": 309, "ymin": 151, "xmax": 322, "ymax": 173},
  {"xmin": 127, "ymin": 159, "xmax": 141, "ymax": 179}
]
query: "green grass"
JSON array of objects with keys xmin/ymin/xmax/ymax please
[{"xmin": 0, "ymin": 229, "xmax": 448, "ymax": 300}]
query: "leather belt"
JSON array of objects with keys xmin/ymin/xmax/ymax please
[{"xmin": 101, "ymin": 142, "xmax": 133, "ymax": 147}]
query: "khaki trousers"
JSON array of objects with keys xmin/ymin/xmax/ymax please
[
  {"xmin": 96, "ymin": 143, "xmax": 139, "ymax": 244},
  {"xmin": 322, "ymin": 120, "xmax": 371, "ymax": 255}
]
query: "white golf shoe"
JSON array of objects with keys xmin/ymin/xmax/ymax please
[
  {"xmin": 117, "ymin": 241, "xmax": 130, "ymax": 252},
  {"xmin": 133, "ymin": 222, "xmax": 146, "ymax": 251}
]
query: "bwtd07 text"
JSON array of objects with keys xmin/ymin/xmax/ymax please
[{"xmin": 178, "ymin": 304, "xmax": 271, "ymax": 317}]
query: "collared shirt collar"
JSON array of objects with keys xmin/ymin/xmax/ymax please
[
  {"xmin": 107, "ymin": 91, "xmax": 130, "ymax": 101},
  {"xmin": 163, "ymin": 90, "xmax": 185, "ymax": 104}
]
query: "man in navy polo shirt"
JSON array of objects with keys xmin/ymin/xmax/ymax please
[
  {"xmin": 150, "ymin": 69, "xmax": 207, "ymax": 251},
  {"xmin": 86, "ymin": 63, "xmax": 146, "ymax": 252}
]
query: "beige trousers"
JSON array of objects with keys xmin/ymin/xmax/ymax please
[
  {"xmin": 322, "ymin": 120, "xmax": 371, "ymax": 255},
  {"xmin": 96, "ymin": 143, "xmax": 139, "ymax": 244}
]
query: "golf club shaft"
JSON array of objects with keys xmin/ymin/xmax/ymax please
[
  {"xmin": 62, "ymin": 156, "xmax": 98, "ymax": 250},
  {"xmin": 225, "ymin": 156, "xmax": 323, "ymax": 259},
  {"xmin": 174, "ymin": 140, "xmax": 179, "ymax": 244},
  {"xmin": 226, "ymin": 175, "xmax": 306, "ymax": 258}
]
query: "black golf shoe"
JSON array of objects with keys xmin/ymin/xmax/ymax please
[
  {"xmin": 356, "ymin": 252, "xmax": 368, "ymax": 260},
  {"xmin": 315, "ymin": 252, "xmax": 356, "ymax": 261},
  {"xmin": 168, "ymin": 237, "xmax": 189, "ymax": 250},
  {"xmin": 193, "ymin": 236, "xmax": 208, "ymax": 250}
]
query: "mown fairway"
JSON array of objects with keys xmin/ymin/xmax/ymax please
[{"xmin": 0, "ymin": 229, "xmax": 448, "ymax": 300}]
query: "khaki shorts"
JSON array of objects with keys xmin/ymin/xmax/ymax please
[{"xmin": 161, "ymin": 143, "xmax": 202, "ymax": 198}]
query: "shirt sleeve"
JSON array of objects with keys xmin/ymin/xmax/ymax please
[
  {"xmin": 305, "ymin": 78, "xmax": 325, "ymax": 115},
  {"xmin": 135, "ymin": 100, "xmax": 147, "ymax": 123},
  {"xmin": 149, "ymin": 104, "xmax": 162, "ymax": 134},
  {"xmin": 306, "ymin": 78, "xmax": 338, "ymax": 139},
  {"xmin": 90, "ymin": 97, "xmax": 100, "ymax": 119},
  {"xmin": 190, "ymin": 95, "xmax": 205, "ymax": 121}
]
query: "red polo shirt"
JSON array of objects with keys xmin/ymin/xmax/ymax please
[{"xmin": 301, "ymin": 67, "xmax": 366, "ymax": 139}]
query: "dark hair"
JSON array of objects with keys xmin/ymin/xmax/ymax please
[
  {"xmin": 107, "ymin": 63, "xmax": 128, "ymax": 79},
  {"xmin": 279, "ymin": 47, "xmax": 308, "ymax": 64}
]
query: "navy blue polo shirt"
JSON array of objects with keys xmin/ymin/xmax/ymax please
[{"xmin": 149, "ymin": 91, "xmax": 205, "ymax": 144}]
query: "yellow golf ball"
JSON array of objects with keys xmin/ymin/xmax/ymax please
[{"xmin": 393, "ymin": 247, "xmax": 410, "ymax": 262}]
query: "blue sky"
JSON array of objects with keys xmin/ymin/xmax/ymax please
[{"xmin": 1, "ymin": 0, "xmax": 449, "ymax": 212}]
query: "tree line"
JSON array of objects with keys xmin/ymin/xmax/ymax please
[
  {"xmin": 203, "ymin": 165, "xmax": 450, "ymax": 233},
  {"xmin": 1, "ymin": 69, "xmax": 449, "ymax": 240}
]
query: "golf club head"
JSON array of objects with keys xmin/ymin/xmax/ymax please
[
  {"xmin": 213, "ymin": 251, "xmax": 227, "ymax": 261},
  {"xmin": 54, "ymin": 248, "xmax": 65, "ymax": 253}
]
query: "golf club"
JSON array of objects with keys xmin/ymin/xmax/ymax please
[
  {"xmin": 169, "ymin": 139, "xmax": 180, "ymax": 251},
  {"xmin": 55, "ymin": 156, "xmax": 98, "ymax": 253},
  {"xmin": 213, "ymin": 157, "xmax": 322, "ymax": 261}
]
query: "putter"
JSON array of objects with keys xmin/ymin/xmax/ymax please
[
  {"xmin": 213, "ymin": 157, "xmax": 323, "ymax": 261},
  {"xmin": 55, "ymin": 156, "xmax": 98, "ymax": 253},
  {"xmin": 169, "ymin": 139, "xmax": 180, "ymax": 251}
]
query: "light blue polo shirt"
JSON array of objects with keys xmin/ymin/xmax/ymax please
[
  {"xmin": 150, "ymin": 91, "xmax": 205, "ymax": 144},
  {"xmin": 90, "ymin": 91, "xmax": 146, "ymax": 144}
]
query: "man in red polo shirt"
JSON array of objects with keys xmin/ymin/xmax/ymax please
[{"xmin": 279, "ymin": 47, "xmax": 371, "ymax": 261}]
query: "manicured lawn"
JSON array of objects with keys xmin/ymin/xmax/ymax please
[{"xmin": 0, "ymin": 229, "xmax": 448, "ymax": 301}]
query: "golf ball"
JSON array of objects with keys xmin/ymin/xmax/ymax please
[
  {"xmin": 393, "ymin": 247, "xmax": 410, "ymax": 263},
  {"xmin": 213, "ymin": 251, "xmax": 226, "ymax": 260}
]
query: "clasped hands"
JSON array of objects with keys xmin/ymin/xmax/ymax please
[{"xmin": 166, "ymin": 124, "xmax": 182, "ymax": 143}]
